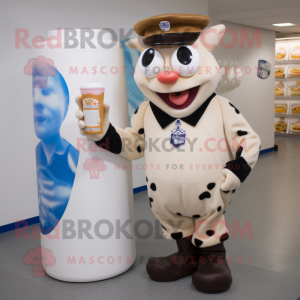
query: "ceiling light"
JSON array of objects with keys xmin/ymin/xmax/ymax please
[
  {"xmin": 273, "ymin": 23, "xmax": 295, "ymax": 27},
  {"xmin": 276, "ymin": 37, "xmax": 300, "ymax": 40}
]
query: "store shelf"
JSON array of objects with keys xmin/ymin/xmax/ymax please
[
  {"xmin": 275, "ymin": 96, "xmax": 300, "ymax": 100},
  {"xmin": 275, "ymin": 114, "xmax": 300, "ymax": 118},
  {"xmin": 275, "ymin": 132, "xmax": 300, "ymax": 137},
  {"xmin": 275, "ymin": 59, "xmax": 300, "ymax": 65},
  {"xmin": 275, "ymin": 41, "xmax": 300, "ymax": 138},
  {"xmin": 275, "ymin": 77, "xmax": 300, "ymax": 81}
]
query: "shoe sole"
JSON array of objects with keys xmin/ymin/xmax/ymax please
[
  {"xmin": 194, "ymin": 285, "xmax": 232, "ymax": 294},
  {"xmin": 149, "ymin": 272, "xmax": 195, "ymax": 283}
]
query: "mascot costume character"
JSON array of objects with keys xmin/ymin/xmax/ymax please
[{"xmin": 75, "ymin": 14, "xmax": 260, "ymax": 293}]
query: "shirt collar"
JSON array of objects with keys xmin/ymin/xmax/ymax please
[{"xmin": 150, "ymin": 92, "xmax": 216, "ymax": 129}]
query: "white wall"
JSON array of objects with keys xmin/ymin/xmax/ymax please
[
  {"xmin": 208, "ymin": 5, "xmax": 275, "ymax": 151},
  {"xmin": 1, "ymin": 1, "xmax": 275, "ymax": 228},
  {"xmin": 0, "ymin": 0, "xmax": 208, "ymax": 226}
]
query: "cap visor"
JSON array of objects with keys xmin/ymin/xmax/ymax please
[{"xmin": 143, "ymin": 32, "xmax": 200, "ymax": 46}]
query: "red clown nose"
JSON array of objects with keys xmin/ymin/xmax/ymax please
[{"xmin": 157, "ymin": 71, "xmax": 179, "ymax": 84}]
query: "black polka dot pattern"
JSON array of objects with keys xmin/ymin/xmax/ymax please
[
  {"xmin": 206, "ymin": 230, "xmax": 215, "ymax": 237},
  {"xmin": 223, "ymin": 211, "xmax": 226, "ymax": 214},
  {"xmin": 217, "ymin": 206, "xmax": 222, "ymax": 212},
  {"xmin": 223, "ymin": 190, "xmax": 229, "ymax": 194},
  {"xmin": 193, "ymin": 214, "xmax": 201, "ymax": 219},
  {"xmin": 207, "ymin": 183, "xmax": 216, "ymax": 190},
  {"xmin": 220, "ymin": 233, "xmax": 229, "ymax": 242},
  {"xmin": 232, "ymin": 189, "xmax": 236, "ymax": 194},
  {"xmin": 171, "ymin": 232, "xmax": 183, "ymax": 240},
  {"xmin": 229, "ymin": 102, "xmax": 240, "ymax": 114},
  {"xmin": 199, "ymin": 191, "xmax": 211, "ymax": 200},
  {"xmin": 194, "ymin": 238, "xmax": 203, "ymax": 247},
  {"xmin": 176, "ymin": 213, "xmax": 182, "ymax": 216},
  {"xmin": 138, "ymin": 128, "xmax": 144, "ymax": 134},
  {"xmin": 150, "ymin": 183, "xmax": 156, "ymax": 191},
  {"xmin": 134, "ymin": 107, "xmax": 139, "ymax": 114},
  {"xmin": 237, "ymin": 130, "xmax": 247, "ymax": 136},
  {"xmin": 137, "ymin": 146, "xmax": 141, "ymax": 153},
  {"xmin": 199, "ymin": 183, "xmax": 215, "ymax": 200},
  {"xmin": 149, "ymin": 197, "xmax": 153, "ymax": 208}
]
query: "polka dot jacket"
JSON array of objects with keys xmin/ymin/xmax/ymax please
[{"xmin": 95, "ymin": 93, "xmax": 260, "ymax": 248}]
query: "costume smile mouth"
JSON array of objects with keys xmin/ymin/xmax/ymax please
[{"xmin": 156, "ymin": 86, "xmax": 200, "ymax": 110}]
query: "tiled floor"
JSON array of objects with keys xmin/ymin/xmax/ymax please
[{"xmin": 1, "ymin": 136, "xmax": 299, "ymax": 300}]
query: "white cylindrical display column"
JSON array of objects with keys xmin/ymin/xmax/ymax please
[{"xmin": 30, "ymin": 29, "xmax": 135, "ymax": 282}]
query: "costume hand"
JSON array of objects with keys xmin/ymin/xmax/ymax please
[{"xmin": 221, "ymin": 168, "xmax": 241, "ymax": 192}]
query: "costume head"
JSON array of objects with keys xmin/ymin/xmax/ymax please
[{"xmin": 126, "ymin": 13, "xmax": 225, "ymax": 119}]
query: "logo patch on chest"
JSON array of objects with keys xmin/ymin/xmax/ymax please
[{"xmin": 170, "ymin": 119, "xmax": 186, "ymax": 149}]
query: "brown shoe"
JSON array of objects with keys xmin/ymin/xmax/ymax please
[
  {"xmin": 146, "ymin": 237, "xmax": 199, "ymax": 282},
  {"xmin": 192, "ymin": 243, "xmax": 232, "ymax": 293}
]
